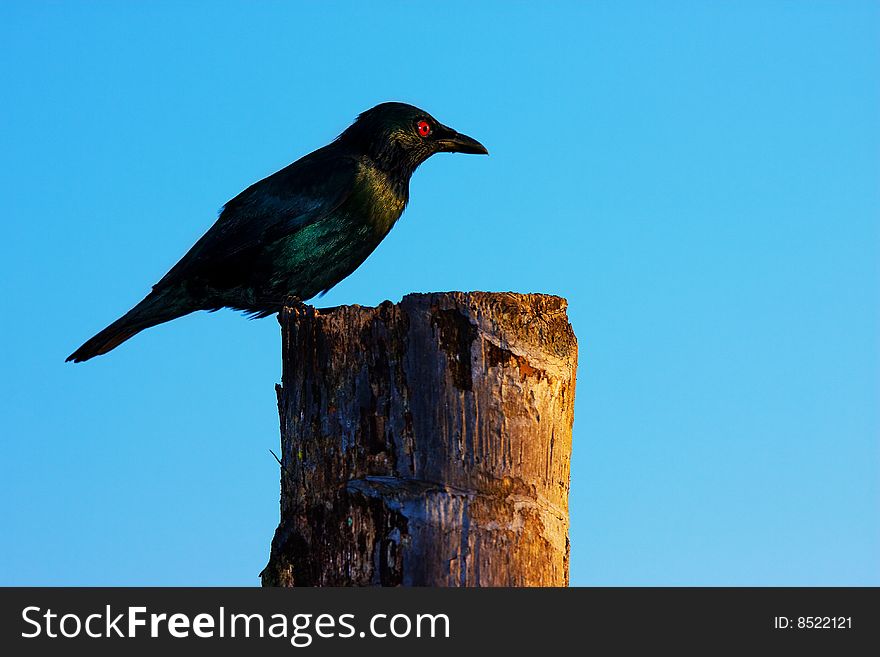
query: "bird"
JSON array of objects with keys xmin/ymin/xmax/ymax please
[{"xmin": 67, "ymin": 102, "xmax": 487, "ymax": 362}]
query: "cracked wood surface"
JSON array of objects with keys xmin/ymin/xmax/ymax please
[{"xmin": 261, "ymin": 292, "xmax": 577, "ymax": 587}]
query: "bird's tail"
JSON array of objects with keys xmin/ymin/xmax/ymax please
[{"xmin": 66, "ymin": 289, "xmax": 194, "ymax": 363}]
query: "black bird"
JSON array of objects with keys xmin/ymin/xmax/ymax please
[{"xmin": 67, "ymin": 102, "xmax": 487, "ymax": 362}]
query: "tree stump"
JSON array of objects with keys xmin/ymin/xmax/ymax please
[{"xmin": 261, "ymin": 292, "xmax": 577, "ymax": 587}]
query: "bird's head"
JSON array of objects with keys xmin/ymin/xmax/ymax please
[{"xmin": 338, "ymin": 102, "xmax": 488, "ymax": 178}]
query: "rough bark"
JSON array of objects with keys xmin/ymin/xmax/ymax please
[{"xmin": 261, "ymin": 292, "xmax": 577, "ymax": 587}]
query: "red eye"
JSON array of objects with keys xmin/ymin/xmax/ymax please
[{"xmin": 417, "ymin": 120, "xmax": 431, "ymax": 137}]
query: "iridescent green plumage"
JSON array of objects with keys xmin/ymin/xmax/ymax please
[{"xmin": 67, "ymin": 102, "xmax": 487, "ymax": 362}]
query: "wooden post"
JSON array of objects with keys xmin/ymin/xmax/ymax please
[{"xmin": 261, "ymin": 292, "xmax": 577, "ymax": 587}]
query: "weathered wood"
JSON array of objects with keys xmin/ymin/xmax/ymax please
[{"xmin": 261, "ymin": 292, "xmax": 577, "ymax": 587}]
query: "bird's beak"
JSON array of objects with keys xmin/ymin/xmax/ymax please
[{"xmin": 436, "ymin": 127, "xmax": 489, "ymax": 155}]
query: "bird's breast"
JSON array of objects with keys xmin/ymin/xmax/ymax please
[
  {"xmin": 354, "ymin": 162, "xmax": 408, "ymax": 236},
  {"xmin": 256, "ymin": 163, "xmax": 409, "ymax": 302}
]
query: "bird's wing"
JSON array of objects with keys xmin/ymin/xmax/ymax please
[{"xmin": 153, "ymin": 147, "xmax": 359, "ymax": 291}]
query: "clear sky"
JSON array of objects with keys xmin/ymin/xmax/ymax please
[{"xmin": 1, "ymin": 1, "xmax": 877, "ymax": 586}]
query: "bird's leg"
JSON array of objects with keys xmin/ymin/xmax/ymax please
[{"xmin": 282, "ymin": 294, "xmax": 304, "ymax": 309}]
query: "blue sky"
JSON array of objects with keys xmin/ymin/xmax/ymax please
[{"xmin": 1, "ymin": 1, "xmax": 877, "ymax": 585}]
